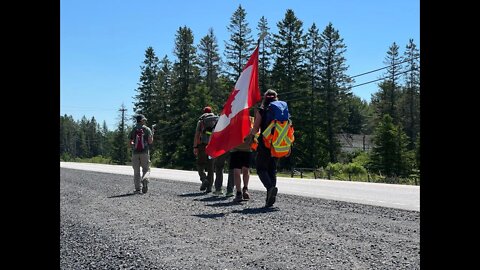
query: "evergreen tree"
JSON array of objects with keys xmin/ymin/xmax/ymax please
[
  {"xmin": 304, "ymin": 22, "xmax": 326, "ymax": 167},
  {"xmin": 371, "ymin": 42, "xmax": 403, "ymax": 125},
  {"xmin": 369, "ymin": 114, "xmax": 410, "ymax": 181},
  {"xmin": 169, "ymin": 26, "xmax": 200, "ymax": 169},
  {"xmin": 100, "ymin": 120, "xmax": 111, "ymax": 157},
  {"xmin": 151, "ymin": 55, "xmax": 173, "ymax": 166},
  {"xmin": 271, "ymin": 9, "xmax": 305, "ymax": 98},
  {"xmin": 270, "ymin": 9, "xmax": 308, "ymax": 169},
  {"xmin": 257, "ymin": 16, "xmax": 273, "ymax": 94},
  {"xmin": 318, "ymin": 22, "xmax": 353, "ymax": 163},
  {"xmin": 111, "ymin": 104, "xmax": 129, "ymax": 165},
  {"xmin": 224, "ymin": 4, "xmax": 255, "ymax": 81},
  {"xmin": 399, "ymin": 39, "xmax": 420, "ymax": 149},
  {"xmin": 87, "ymin": 116, "xmax": 100, "ymax": 156},
  {"xmin": 133, "ymin": 46, "xmax": 160, "ymax": 122},
  {"xmin": 344, "ymin": 95, "xmax": 370, "ymax": 134},
  {"xmin": 77, "ymin": 116, "xmax": 90, "ymax": 158},
  {"xmin": 60, "ymin": 114, "xmax": 79, "ymax": 159},
  {"xmin": 197, "ymin": 28, "xmax": 224, "ymax": 109}
]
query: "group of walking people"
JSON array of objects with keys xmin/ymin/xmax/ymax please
[
  {"xmin": 129, "ymin": 89, "xmax": 288, "ymax": 208},
  {"xmin": 193, "ymin": 89, "xmax": 285, "ymax": 207}
]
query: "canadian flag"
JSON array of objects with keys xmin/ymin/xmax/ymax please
[{"xmin": 206, "ymin": 46, "xmax": 261, "ymax": 158}]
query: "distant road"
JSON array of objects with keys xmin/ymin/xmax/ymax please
[{"xmin": 60, "ymin": 162, "xmax": 419, "ymax": 211}]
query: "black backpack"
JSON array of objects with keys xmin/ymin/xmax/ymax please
[{"xmin": 200, "ymin": 114, "xmax": 219, "ymax": 144}]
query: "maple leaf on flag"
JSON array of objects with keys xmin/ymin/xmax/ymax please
[{"xmin": 222, "ymin": 90, "xmax": 239, "ymax": 117}]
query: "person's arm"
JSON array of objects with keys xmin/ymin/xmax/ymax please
[
  {"xmin": 245, "ymin": 109, "xmax": 261, "ymax": 144},
  {"xmin": 128, "ymin": 129, "xmax": 134, "ymax": 146},
  {"xmin": 147, "ymin": 128, "xmax": 153, "ymax": 144},
  {"xmin": 193, "ymin": 121, "xmax": 200, "ymax": 156},
  {"xmin": 251, "ymin": 109, "xmax": 262, "ymax": 135}
]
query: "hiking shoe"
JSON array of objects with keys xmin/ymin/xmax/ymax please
[
  {"xmin": 242, "ymin": 187, "xmax": 250, "ymax": 200},
  {"xmin": 233, "ymin": 191, "xmax": 243, "ymax": 202},
  {"xmin": 265, "ymin": 187, "xmax": 278, "ymax": 207},
  {"xmin": 142, "ymin": 179, "xmax": 148, "ymax": 193},
  {"xmin": 212, "ymin": 189, "xmax": 223, "ymax": 196},
  {"xmin": 225, "ymin": 191, "xmax": 234, "ymax": 197},
  {"xmin": 200, "ymin": 180, "xmax": 208, "ymax": 191}
]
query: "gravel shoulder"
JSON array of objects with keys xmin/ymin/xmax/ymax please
[{"xmin": 60, "ymin": 168, "xmax": 420, "ymax": 269}]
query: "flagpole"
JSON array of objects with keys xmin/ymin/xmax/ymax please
[{"xmin": 257, "ymin": 32, "xmax": 267, "ymax": 47}]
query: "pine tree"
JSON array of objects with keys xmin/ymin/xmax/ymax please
[
  {"xmin": 257, "ymin": 16, "xmax": 273, "ymax": 94},
  {"xmin": 399, "ymin": 39, "xmax": 420, "ymax": 149},
  {"xmin": 169, "ymin": 26, "xmax": 200, "ymax": 169},
  {"xmin": 271, "ymin": 9, "xmax": 305, "ymax": 97},
  {"xmin": 270, "ymin": 9, "xmax": 308, "ymax": 169},
  {"xmin": 60, "ymin": 114, "xmax": 79, "ymax": 159},
  {"xmin": 224, "ymin": 4, "xmax": 255, "ymax": 82},
  {"xmin": 318, "ymin": 22, "xmax": 353, "ymax": 163},
  {"xmin": 197, "ymin": 28, "xmax": 224, "ymax": 109},
  {"xmin": 304, "ymin": 22, "xmax": 325, "ymax": 167},
  {"xmin": 133, "ymin": 46, "xmax": 160, "ymax": 122},
  {"xmin": 372, "ymin": 42, "xmax": 403, "ymax": 125},
  {"xmin": 344, "ymin": 95, "xmax": 370, "ymax": 134},
  {"xmin": 111, "ymin": 104, "xmax": 129, "ymax": 165},
  {"xmin": 369, "ymin": 114, "xmax": 410, "ymax": 181}
]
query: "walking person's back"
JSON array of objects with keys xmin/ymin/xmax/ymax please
[
  {"xmin": 247, "ymin": 89, "xmax": 293, "ymax": 207},
  {"xmin": 193, "ymin": 106, "xmax": 218, "ymax": 193},
  {"xmin": 129, "ymin": 114, "xmax": 153, "ymax": 194}
]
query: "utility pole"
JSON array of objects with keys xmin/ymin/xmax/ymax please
[
  {"xmin": 118, "ymin": 104, "xmax": 128, "ymax": 164},
  {"xmin": 119, "ymin": 106, "xmax": 127, "ymax": 133}
]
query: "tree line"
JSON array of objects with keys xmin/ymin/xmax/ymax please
[{"xmin": 60, "ymin": 5, "xmax": 420, "ymax": 184}]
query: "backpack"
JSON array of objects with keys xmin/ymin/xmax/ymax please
[
  {"xmin": 262, "ymin": 100, "xmax": 295, "ymax": 158},
  {"xmin": 133, "ymin": 127, "xmax": 146, "ymax": 151},
  {"xmin": 200, "ymin": 113, "xmax": 219, "ymax": 144}
]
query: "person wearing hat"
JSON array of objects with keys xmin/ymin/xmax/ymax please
[
  {"xmin": 193, "ymin": 106, "xmax": 216, "ymax": 193},
  {"xmin": 129, "ymin": 114, "xmax": 153, "ymax": 194},
  {"xmin": 246, "ymin": 89, "xmax": 281, "ymax": 207}
]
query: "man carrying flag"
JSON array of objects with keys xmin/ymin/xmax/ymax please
[{"xmin": 205, "ymin": 44, "xmax": 262, "ymax": 158}]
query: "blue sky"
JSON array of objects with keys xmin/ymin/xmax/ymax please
[{"xmin": 60, "ymin": 0, "xmax": 419, "ymax": 130}]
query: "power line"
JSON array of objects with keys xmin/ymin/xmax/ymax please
[{"xmin": 349, "ymin": 56, "xmax": 419, "ymax": 79}]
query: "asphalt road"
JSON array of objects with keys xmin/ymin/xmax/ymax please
[{"xmin": 60, "ymin": 162, "xmax": 419, "ymax": 211}]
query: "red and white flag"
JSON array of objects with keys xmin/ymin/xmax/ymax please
[{"xmin": 206, "ymin": 46, "xmax": 261, "ymax": 158}]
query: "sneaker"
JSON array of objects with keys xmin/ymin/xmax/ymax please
[
  {"xmin": 205, "ymin": 187, "xmax": 212, "ymax": 193},
  {"xmin": 200, "ymin": 180, "xmax": 208, "ymax": 191},
  {"xmin": 212, "ymin": 189, "xmax": 223, "ymax": 196},
  {"xmin": 133, "ymin": 190, "xmax": 141, "ymax": 195},
  {"xmin": 265, "ymin": 187, "xmax": 278, "ymax": 207},
  {"xmin": 242, "ymin": 187, "xmax": 250, "ymax": 200},
  {"xmin": 233, "ymin": 191, "xmax": 243, "ymax": 202},
  {"xmin": 142, "ymin": 179, "xmax": 148, "ymax": 193},
  {"xmin": 225, "ymin": 191, "xmax": 234, "ymax": 197}
]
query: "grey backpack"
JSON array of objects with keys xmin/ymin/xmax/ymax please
[{"xmin": 200, "ymin": 114, "xmax": 219, "ymax": 144}]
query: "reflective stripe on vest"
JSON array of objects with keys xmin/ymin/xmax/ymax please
[
  {"xmin": 261, "ymin": 120, "xmax": 294, "ymax": 157},
  {"xmin": 270, "ymin": 121, "xmax": 294, "ymax": 157}
]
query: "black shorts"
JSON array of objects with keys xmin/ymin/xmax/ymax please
[{"xmin": 229, "ymin": 151, "xmax": 251, "ymax": 169}]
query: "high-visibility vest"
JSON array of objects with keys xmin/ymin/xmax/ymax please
[
  {"xmin": 250, "ymin": 132, "xmax": 260, "ymax": 151},
  {"xmin": 261, "ymin": 120, "xmax": 294, "ymax": 158}
]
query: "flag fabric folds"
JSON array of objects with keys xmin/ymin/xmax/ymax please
[{"xmin": 206, "ymin": 46, "xmax": 261, "ymax": 158}]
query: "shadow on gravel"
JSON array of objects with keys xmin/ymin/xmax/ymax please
[
  {"xmin": 178, "ymin": 192, "xmax": 205, "ymax": 197},
  {"xmin": 232, "ymin": 207, "xmax": 280, "ymax": 214},
  {"xmin": 192, "ymin": 213, "xmax": 226, "ymax": 219},
  {"xmin": 206, "ymin": 201, "xmax": 238, "ymax": 207},
  {"xmin": 107, "ymin": 192, "xmax": 137, "ymax": 198},
  {"xmin": 196, "ymin": 196, "xmax": 229, "ymax": 202}
]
